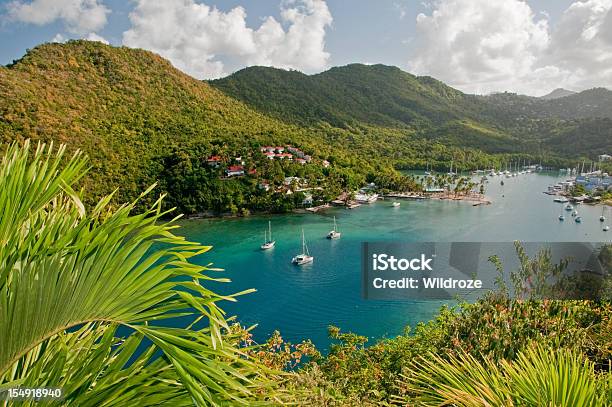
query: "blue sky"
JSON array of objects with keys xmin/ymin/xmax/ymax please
[{"xmin": 1, "ymin": 0, "xmax": 610, "ymax": 95}]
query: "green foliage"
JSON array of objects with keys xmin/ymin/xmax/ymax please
[
  {"xmin": 402, "ymin": 344, "xmax": 610, "ymax": 406},
  {"xmin": 3, "ymin": 42, "xmax": 608, "ymax": 216},
  {"xmin": 267, "ymin": 245, "xmax": 612, "ymax": 405},
  {"xmin": 212, "ymin": 65, "xmax": 612, "ymax": 161},
  {"xmin": 0, "ymin": 141, "xmax": 280, "ymax": 405}
]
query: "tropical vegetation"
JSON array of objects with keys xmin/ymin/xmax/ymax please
[
  {"xmin": 2, "ymin": 41, "xmax": 610, "ymax": 217},
  {"xmin": 2, "ymin": 38, "xmax": 612, "ymax": 405},
  {"xmin": 0, "ymin": 141, "xmax": 611, "ymax": 405},
  {"xmin": 0, "ymin": 141, "xmax": 283, "ymax": 405}
]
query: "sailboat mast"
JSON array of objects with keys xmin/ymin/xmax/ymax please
[{"xmin": 268, "ymin": 221, "xmax": 272, "ymax": 241}]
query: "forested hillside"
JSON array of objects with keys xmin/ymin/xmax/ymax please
[
  {"xmin": 1, "ymin": 41, "xmax": 610, "ymax": 215},
  {"xmin": 212, "ymin": 65, "xmax": 612, "ymax": 158},
  {"xmin": 0, "ymin": 42, "xmax": 385, "ymax": 212}
]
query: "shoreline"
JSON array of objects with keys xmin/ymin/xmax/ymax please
[{"xmin": 183, "ymin": 192, "xmax": 493, "ymax": 221}]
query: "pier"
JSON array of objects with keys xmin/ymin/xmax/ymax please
[
  {"xmin": 305, "ymin": 204, "xmax": 331, "ymax": 213},
  {"xmin": 383, "ymin": 193, "xmax": 429, "ymax": 200}
]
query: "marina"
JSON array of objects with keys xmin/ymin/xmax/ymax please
[{"xmin": 178, "ymin": 171, "xmax": 611, "ymax": 350}]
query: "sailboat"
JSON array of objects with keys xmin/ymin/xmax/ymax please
[
  {"xmin": 447, "ymin": 160, "xmax": 456, "ymax": 176},
  {"xmin": 327, "ymin": 216, "xmax": 341, "ymax": 239},
  {"xmin": 260, "ymin": 221, "xmax": 275, "ymax": 250},
  {"xmin": 600, "ymin": 206, "xmax": 606, "ymax": 222},
  {"xmin": 292, "ymin": 228, "xmax": 314, "ymax": 265}
]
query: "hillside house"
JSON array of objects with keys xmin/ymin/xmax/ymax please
[
  {"xmin": 225, "ymin": 165, "xmax": 245, "ymax": 177},
  {"xmin": 276, "ymin": 153, "xmax": 293, "ymax": 160},
  {"xmin": 599, "ymin": 154, "xmax": 612, "ymax": 162},
  {"xmin": 207, "ymin": 156, "xmax": 221, "ymax": 168}
]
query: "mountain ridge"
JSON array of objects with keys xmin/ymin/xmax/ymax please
[
  {"xmin": 540, "ymin": 88, "xmax": 577, "ymax": 100},
  {"xmin": 1, "ymin": 41, "xmax": 611, "ymax": 213}
]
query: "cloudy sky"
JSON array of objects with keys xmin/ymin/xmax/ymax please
[{"xmin": 1, "ymin": 0, "xmax": 611, "ymax": 96}]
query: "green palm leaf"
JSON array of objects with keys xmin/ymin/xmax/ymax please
[
  {"xmin": 0, "ymin": 141, "xmax": 278, "ymax": 405},
  {"xmin": 401, "ymin": 343, "xmax": 609, "ymax": 406}
]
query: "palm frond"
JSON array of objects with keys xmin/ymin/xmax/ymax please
[
  {"xmin": 0, "ymin": 141, "xmax": 278, "ymax": 405},
  {"xmin": 401, "ymin": 343, "xmax": 609, "ymax": 407}
]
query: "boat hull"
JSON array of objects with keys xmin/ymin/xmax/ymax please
[
  {"xmin": 261, "ymin": 241, "xmax": 275, "ymax": 250},
  {"xmin": 292, "ymin": 255, "xmax": 314, "ymax": 265},
  {"xmin": 327, "ymin": 231, "xmax": 341, "ymax": 239}
]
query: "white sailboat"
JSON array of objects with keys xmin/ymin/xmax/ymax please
[
  {"xmin": 327, "ymin": 216, "xmax": 341, "ymax": 239},
  {"xmin": 600, "ymin": 206, "xmax": 606, "ymax": 222},
  {"xmin": 447, "ymin": 159, "xmax": 456, "ymax": 176},
  {"xmin": 292, "ymin": 228, "xmax": 314, "ymax": 265},
  {"xmin": 260, "ymin": 221, "xmax": 275, "ymax": 250}
]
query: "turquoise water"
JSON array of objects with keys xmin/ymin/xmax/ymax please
[{"xmin": 177, "ymin": 172, "xmax": 611, "ymax": 350}]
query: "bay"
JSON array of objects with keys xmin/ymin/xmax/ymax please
[{"xmin": 177, "ymin": 172, "xmax": 611, "ymax": 350}]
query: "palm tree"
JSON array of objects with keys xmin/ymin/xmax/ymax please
[{"xmin": 0, "ymin": 141, "xmax": 276, "ymax": 405}]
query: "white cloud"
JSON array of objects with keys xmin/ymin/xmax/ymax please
[
  {"xmin": 544, "ymin": 0, "xmax": 612, "ymax": 90},
  {"xmin": 7, "ymin": 0, "xmax": 110, "ymax": 34},
  {"xmin": 409, "ymin": 0, "xmax": 612, "ymax": 95},
  {"xmin": 394, "ymin": 2, "xmax": 408, "ymax": 19},
  {"xmin": 122, "ymin": 0, "xmax": 333, "ymax": 79},
  {"xmin": 51, "ymin": 33, "xmax": 66, "ymax": 43},
  {"xmin": 409, "ymin": 0, "xmax": 549, "ymax": 95},
  {"xmin": 85, "ymin": 32, "xmax": 108, "ymax": 44}
]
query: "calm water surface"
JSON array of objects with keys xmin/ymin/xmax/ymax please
[{"xmin": 178, "ymin": 172, "xmax": 611, "ymax": 350}]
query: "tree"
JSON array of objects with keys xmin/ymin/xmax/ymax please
[{"xmin": 0, "ymin": 141, "xmax": 277, "ymax": 405}]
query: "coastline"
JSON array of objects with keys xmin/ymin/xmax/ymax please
[{"xmin": 183, "ymin": 193, "xmax": 493, "ymax": 220}]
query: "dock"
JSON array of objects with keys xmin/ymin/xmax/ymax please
[
  {"xmin": 383, "ymin": 193, "xmax": 429, "ymax": 200},
  {"xmin": 305, "ymin": 204, "xmax": 330, "ymax": 213}
]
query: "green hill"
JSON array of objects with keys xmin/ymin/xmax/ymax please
[
  {"xmin": 211, "ymin": 64, "xmax": 480, "ymax": 128},
  {"xmin": 211, "ymin": 65, "xmax": 612, "ymax": 158},
  {"xmin": 210, "ymin": 64, "xmax": 521, "ymax": 152},
  {"xmin": 540, "ymin": 88, "xmax": 576, "ymax": 100},
  {"xmin": 1, "ymin": 42, "xmax": 610, "ymax": 214},
  {"xmin": 0, "ymin": 41, "xmax": 382, "ymax": 213}
]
